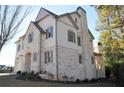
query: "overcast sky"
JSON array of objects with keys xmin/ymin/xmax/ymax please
[{"xmin": 0, "ymin": 5, "xmax": 99, "ymax": 66}]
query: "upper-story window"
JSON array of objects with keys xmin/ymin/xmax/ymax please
[
  {"xmin": 75, "ymin": 17, "xmax": 77, "ymax": 23},
  {"xmin": 17, "ymin": 44, "xmax": 21, "ymax": 51},
  {"xmin": 77, "ymin": 36, "xmax": 81, "ymax": 46},
  {"xmin": 28, "ymin": 32, "xmax": 33, "ymax": 43},
  {"xmin": 68, "ymin": 30, "xmax": 75, "ymax": 43},
  {"xmin": 46, "ymin": 26, "xmax": 53, "ymax": 39}
]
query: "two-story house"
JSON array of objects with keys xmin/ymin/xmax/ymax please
[{"xmin": 14, "ymin": 7, "xmax": 105, "ymax": 81}]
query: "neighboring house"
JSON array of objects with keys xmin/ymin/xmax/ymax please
[
  {"xmin": 0, "ymin": 65, "xmax": 7, "ymax": 70},
  {"xmin": 14, "ymin": 7, "xmax": 105, "ymax": 81},
  {"xmin": 94, "ymin": 43, "xmax": 105, "ymax": 78},
  {"xmin": 7, "ymin": 66, "xmax": 14, "ymax": 72},
  {"xmin": 0, "ymin": 65, "xmax": 13, "ymax": 72}
]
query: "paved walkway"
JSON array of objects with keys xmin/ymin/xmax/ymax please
[
  {"xmin": 0, "ymin": 73, "xmax": 119, "ymax": 87},
  {"xmin": 0, "ymin": 73, "xmax": 15, "ymax": 76}
]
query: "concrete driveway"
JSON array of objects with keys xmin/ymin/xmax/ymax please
[
  {"xmin": 0, "ymin": 73, "xmax": 119, "ymax": 87},
  {"xmin": 0, "ymin": 73, "xmax": 15, "ymax": 76}
]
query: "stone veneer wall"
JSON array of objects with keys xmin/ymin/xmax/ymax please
[
  {"xmin": 57, "ymin": 46, "xmax": 85, "ymax": 81},
  {"xmin": 40, "ymin": 45, "xmax": 57, "ymax": 80}
]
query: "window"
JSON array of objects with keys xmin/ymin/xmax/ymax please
[
  {"xmin": 28, "ymin": 32, "xmax": 33, "ymax": 43},
  {"xmin": 46, "ymin": 26, "xmax": 53, "ymax": 39},
  {"xmin": 79, "ymin": 54, "xmax": 82, "ymax": 64},
  {"xmin": 33, "ymin": 53, "xmax": 38, "ymax": 61},
  {"xmin": 91, "ymin": 56, "xmax": 94, "ymax": 64},
  {"xmin": 77, "ymin": 36, "xmax": 81, "ymax": 46},
  {"xmin": 45, "ymin": 52, "xmax": 48, "ymax": 63},
  {"xmin": 45, "ymin": 50, "xmax": 53, "ymax": 63},
  {"xmin": 75, "ymin": 17, "xmax": 77, "ymax": 23},
  {"xmin": 49, "ymin": 51, "xmax": 53, "ymax": 62},
  {"xmin": 17, "ymin": 44, "xmax": 21, "ymax": 51},
  {"xmin": 68, "ymin": 31, "xmax": 75, "ymax": 43}
]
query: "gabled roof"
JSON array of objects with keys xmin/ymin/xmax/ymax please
[
  {"xmin": 35, "ymin": 7, "xmax": 81, "ymax": 30},
  {"xmin": 0, "ymin": 65, "xmax": 6, "ymax": 67},
  {"xmin": 15, "ymin": 7, "xmax": 90, "ymax": 43},
  {"xmin": 66, "ymin": 14, "xmax": 79, "ymax": 30},
  {"xmin": 69, "ymin": 11, "xmax": 81, "ymax": 17},
  {"xmin": 0, "ymin": 65, "xmax": 6, "ymax": 69},
  {"xmin": 58, "ymin": 13, "xmax": 79, "ymax": 30},
  {"xmin": 19, "ymin": 35, "xmax": 25, "ymax": 39},
  {"xmin": 35, "ymin": 7, "xmax": 58, "ymax": 22},
  {"xmin": 22, "ymin": 21, "xmax": 46, "ymax": 39},
  {"xmin": 32, "ymin": 22, "xmax": 45, "ymax": 33},
  {"xmin": 58, "ymin": 11, "xmax": 81, "ymax": 18},
  {"xmin": 15, "ymin": 39, "xmax": 21, "ymax": 43},
  {"xmin": 41, "ymin": 8, "xmax": 57, "ymax": 17},
  {"xmin": 37, "ymin": 6, "xmax": 85, "ymax": 18},
  {"xmin": 88, "ymin": 29, "xmax": 95, "ymax": 40},
  {"xmin": 15, "ymin": 21, "xmax": 46, "ymax": 43}
]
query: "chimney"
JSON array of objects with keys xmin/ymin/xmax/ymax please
[{"xmin": 76, "ymin": 6, "xmax": 86, "ymax": 16}]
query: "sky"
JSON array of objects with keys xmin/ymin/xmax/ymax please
[{"xmin": 0, "ymin": 5, "xmax": 99, "ymax": 66}]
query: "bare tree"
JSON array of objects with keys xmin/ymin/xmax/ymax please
[{"xmin": 0, "ymin": 5, "xmax": 31, "ymax": 52}]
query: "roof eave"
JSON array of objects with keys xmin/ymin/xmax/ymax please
[{"xmin": 88, "ymin": 29, "xmax": 95, "ymax": 40}]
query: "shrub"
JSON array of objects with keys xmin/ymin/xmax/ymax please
[
  {"xmin": 118, "ymin": 63, "xmax": 124, "ymax": 85},
  {"xmin": 119, "ymin": 63, "xmax": 124, "ymax": 76},
  {"xmin": 16, "ymin": 71, "xmax": 41, "ymax": 81},
  {"xmin": 76, "ymin": 79, "xmax": 80, "ymax": 83},
  {"xmin": 83, "ymin": 79, "xmax": 88, "ymax": 82},
  {"xmin": 34, "ymin": 75, "xmax": 41, "ymax": 80},
  {"xmin": 15, "ymin": 71, "xmax": 27, "ymax": 80},
  {"xmin": 62, "ymin": 75, "xmax": 68, "ymax": 81},
  {"xmin": 70, "ymin": 77, "xmax": 74, "ymax": 81},
  {"xmin": 105, "ymin": 66, "xmax": 111, "ymax": 78},
  {"xmin": 47, "ymin": 73, "xmax": 54, "ymax": 79},
  {"xmin": 90, "ymin": 78, "xmax": 96, "ymax": 82},
  {"xmin": 31, "ymin": 71, "xmax": 34, "ymax": 75},
  {"xmin": 112, "ymin": 63, "xmax": 120, "ymax": 79},
  {"xmin": 110, "ymin": 62, "xmax": 124, "ymax": 86},
  {"xmin": 35, "ymin": 72, "xmax": 40, "ymax": 75},
  {"xmin": 21, "ymin": 72, "xmax": 28, "ymax": 76},
  {"xmin": 16, "ymin": 71, "xmax": 21, "ymax": 75},
  {"xmin": 120, "ymin": 73, "xmax": 124, "ymax": 86}
]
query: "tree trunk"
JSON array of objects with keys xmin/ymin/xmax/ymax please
[{"xmin": 0, "ymin": 44, "xmax": 3, "ymax": 53}]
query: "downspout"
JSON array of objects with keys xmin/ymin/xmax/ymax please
[
  {"xmin": 55, "ymin": 17, "xmax": 59, "ymax": 80},
  {"xmin": 39, "ymin": 32, "xmax": 42, "ymax": 72}
]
